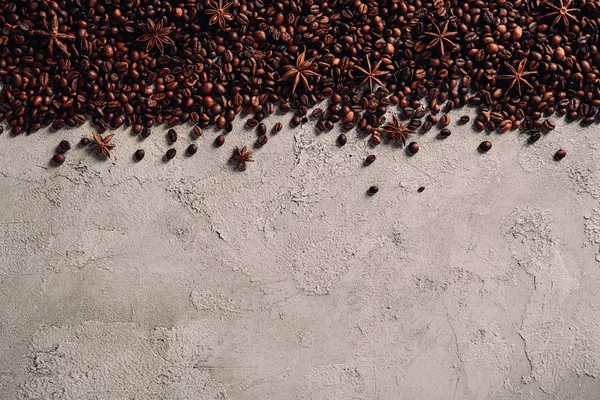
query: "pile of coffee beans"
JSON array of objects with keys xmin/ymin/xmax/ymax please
[{"xmin": 0, "ymin": 0, "xmax": 597, "ymax": 155}]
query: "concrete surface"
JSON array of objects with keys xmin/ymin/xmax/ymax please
[{"xmin": 1, "ymin": 108, "xmax": 600, "ymax": 399}]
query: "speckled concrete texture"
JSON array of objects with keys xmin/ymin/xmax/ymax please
[{"xmin": 1, "ymin": 110, "xmax": 600, "ymax": 399}]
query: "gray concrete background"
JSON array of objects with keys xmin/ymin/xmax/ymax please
[{"xmin": 1, "ymin": 108, "xmax": 600, "ymax": 399}]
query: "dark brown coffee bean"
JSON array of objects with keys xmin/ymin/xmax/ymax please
[
  {"xmin": 257, "ymin": 134, "xmax": 268, "ymax": 146},
  {"xmin": 215, "ymin": 135, "xmax": 225, "ymax": 147},
  {"xmin": 479, "ymin": 141, "xmax": 492, "ymax": 153},
  {"xmin": 246, "ymin": 118, "xmax": 258, "ymax": 128},
  {"xmin": 59, "ymin": 140, "xmax": 71, "ymax": 152},
  {"xmin": 407, "ymin": 142, "xmax": 419, "ymax": 154},
  {"xmin": 418, "ymin": 187, "xmax": 425, "ymax": 193},
  {"xmin": 291, "ymin": 116, "xmax": 302, "ymax": 126},
  {"xmin": 459, "ymin": 116, "xmax": 470, "ymax": 124},
  {"xmin": 439, "ymin": 128, "xmax": 451, "ymax": 138},
  {"xmin": 439, "ymin": 114, "xmax": 451, "ymax": 127},
  {"xmin": 141, "ymin": 127, "xmax": 151, "ymax": 138},
  {"xmin": 134, "ymin": 149, "xmax": 145, "ymax": 161},
  {"xmin": 554, "ymin": 149, "xmax": 567, "ymax": 160},
  {"xmin": 165, "ymin": 149, "xmax": 177, "ymax": 160},
  {"xmin": 187, "ymin": 144, "xmax": 198, "ymax": 155},
  {"xmin": 52, "ymin": 153, "xmax": 65, "ymax": 165},
  {"xmin": 167, "ymin": 129, "xmax": 178, "ymax": 143},
  {"xmin": 193, "ymin": 126, "xmax": 203, "ymax": 137},
  {"xmin": 543, "ymin": 119, "xmax": 556, "ymax": 131},
  {"xmin": 367, "ymin": 186, "xmax": 379, "ymax": 195},
  {"xmin": 364, "ymin": 154, "xmax": 376, "ymax": 166},
  {"xmin": 337, "ymin": 133, "xmax": 347, "ymax": 146},
  {"xmin": 80, "ymin": 138, "xmax": 89, "ymax": 146},
  {"xmin": 273, "ymin": 122, "xmax": 283, "ymax": 133},
  {"xmin": 257, "ymin": 123, "xmax": 267, "ymax": 135}
]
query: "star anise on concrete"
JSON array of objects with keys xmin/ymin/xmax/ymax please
[
  {"xmin": 356, "ymin": 56, "xmax": 386, "ymax": 93},
  {"xmin": 90, "ymin": 132, "xmax": 116, "ymax": 158},
  {"xmin": 379, "ymin": 115, "xmax": 415, "ymax": 145},
  {"xmin": 545, "ymin": 0, "xmax": 579, "ymax": 31},
  {"xmin": 278, "ymin": 49, "xmax": 320, "ymax": 93},
  {"xmin": 206, "ymin": 0, "xmax": 234, "ymax": 28},
  {"xmin": 497, "ymin": 58, "xmax": 537, "ymax": 96},
  {"xmin": 425, "ymin": 20, "xmax": 457, "ymax": 56},
  {"xmin": 137, "ymin": 19, "xmax": 175, "ymax": 53},
  {"xmin": 32, "ymin": 14, "xmax": 75, "ymax": 56},
  {"xmin": 231, "ymin": 146, "xmax": 254, "ymax": 170}
]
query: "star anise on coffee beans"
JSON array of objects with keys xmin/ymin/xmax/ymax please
[
  {"xmin": 137, "ymin": 19, "xmax": 175, "ymax": 53},
  {"xmin": 231, "ymin": 146, "xmax": 254, "ymax": 170},
  {"xmin": 380, "ymin": 115, "xmax": 415, "ymax": 145},
  {"xmin": 425, "ymin": 20, "xmax": 457, "ymax": 56},
  {"xmin": 206, "ymin": 0, "xmax": 234, "ymax": 28},
  {"xmin": 356, "ymin": 56, "xmax": 386, "ymax": 93},
  {"xmin": 497, "ymin": 58, "xmax": 537, "ymax": 96},
  {"xmin": 278, "ymin": 49, "xmax": 320, "ymax": 93},
  {"xmin": 90, "ymin": 132, "xmax": 116, "ymax": 158},
  {"xmin": 32, "ymin": 14, "xmax": 75, "ymax": 56},
  {"xmin": 545, "ymin": 0, "xmax": 579, "ymax": 31}
]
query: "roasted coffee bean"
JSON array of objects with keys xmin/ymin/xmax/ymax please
[
  {"xmin": 439, "ymin": 128, "xmax": 452, "ymax": 138},
  {"xmin": 257, "ymin": 123, "xmax": 267, "ymax": 135},
  {"xmin": 479, "ymin": 141, "xmax": 492, "ymax": 153},
  {"xmin": 257, "ymin": 134, "xmax": 268, "ymax": 146},
  {"xmin": 167, "ymin": 129, "xmax": 178, "ymax": 143},
  {"xmin": 367, "ymin": 186, "xmax": 379, "ymax": 195},
  {"xmin": 52, "ymin": 153, "xmax": 65, "ymax": 165},
  {"xmin": 134, "ymin": 149, "xmax": 145, "ymax": 161},
  {"xmin": 273, "ymin": 122, "xmax": 283, "ymax": 133},
  {"xmin": 407, "ymin": 142, "xmax": 420, "ymax": 154},
  {"xmin": 215, "ymin": 135, "xmax": 225, "ymax": 147},
  {"xmin": 554, "ymin": 149, "xmax": 567, "ymax": 160},
  {"xmin": 187, "ymin": 144, "xmax": 198, "ymax": 155},
  {"xmin": 337, "ymin": 134, "xmax": 347, "ymax": 146},
  {"xmin": 80, "ymin": 138, "xmax": 89, "ymax": 146},
  {"xmin": 165, "ymin": 149, "xmax": 177, "ymax": 160},
  {"xmin": 364, "ymin": 154, "xmax": 376, "ymax": 166},
  {"xmin": 59, "ymin": 140, "xmax": 71, "ymax": 152}
]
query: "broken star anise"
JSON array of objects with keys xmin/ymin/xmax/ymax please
[
  {"xmin": 90, "ymin": 132, "xmax": 116, "ymax": 158},
  {"xmin": 137, "ymin": 19, "xmax": 175, "ymax": 53},
  {"xmin": 32, "ymin": 14, "xmax": 75, "ymax": 56},
  {"xmin": 231, "ymin": 146, "xmax": 254, "ymax": 170},
  {"xmin": 278, "ymin": 49, "xmax": 320, "ymax": 94},
  {"xmin": 379, "ymin": 115, "xmax": 415, "ymax": 145},
  {"xmin": 206, "ymin": 0, "xmax": 234, "ymax": 28}
]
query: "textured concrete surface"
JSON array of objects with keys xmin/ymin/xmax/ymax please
[{"xmin": 1, "ymin": 110, "xmax": 600, "ymax": 399}]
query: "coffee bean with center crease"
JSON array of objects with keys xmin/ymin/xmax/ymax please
[
  {"xmin": 187, "ymin": 144, "xmax": 198, "ymax": 155},
  {"xmin": 364, "ymin": 154, "xmax": 376, "ymax": 166},
  {"xmin": 167, "ymin": 129, "xmax": 178, "ymax": 143},
  {"xmin": 134, "ymin": 149, "xmax": 145, "ymax": 161},
  {"xmin": 165, "ymin": 149, "xmax": 177, "ymax": 160}
]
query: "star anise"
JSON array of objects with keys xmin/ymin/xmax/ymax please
[
  {"xmin": 231, "ymin": 146, "xmax": 254, "ymax": 170},
  {"xmin": 206, "ymin": 0, "xmax": 234, "ymax": 28},
  {"xmin": 425, "ymin": 20, "xmax": 457, "ymax": 56},
  {"xmin": 356, "ymin": 56, "xmax": 386, "ymax": 93},
  {"xmin": 545, "ymin": 0, "xmax": 579, "ymax": 31},
  {"xmin": 90, "ymin": 132, "xmax": 116, "ymax": 158},
  {"xmin": 379, "ymin": 115, "xmax": 415, "ymax": 145},
  {"xmin": 278, "ymin": 49, "xmax": 320, "ymax": 93},
  {"xmin": 497, "ymin": 58, "xmax": 537, "ymax": 96},
  {"xmin": 32, "ymin": 14, "xmax": 75, "ymax": 56},
  {"xmin": 137, "ymin": 19, "xmax": 175, "ymax": 53}
]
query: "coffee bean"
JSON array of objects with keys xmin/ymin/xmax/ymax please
[
  {"xmin": 543, "ymin": 118, "xmax": 556, "ymax": 131},
  {"xmin": 479, "ymin": 141, "xmax": 492, "ymax": 152},
  {"xmin": 554, "ymin": 149, "xmax": 567, "ymax": 160},
  {"xmin": 439, "ymin": 114, "xmax": 451, "ymax": 127},
  {"xmin": 291, "ymin": 116, "xmax": 301, "ymax": 126},
  {"xmin": 367, "ymin": 186, "xmax": 379, "ymax": 195},
  {"xmin": 59, "ymin": 140, "xmax": 71, "ymax": 152},
  {"xmin": 52, "ymin": 153, "xmax": 65, "ymax": 164},
  {"xmin": 165, "ymin": 148, "xmax": 177, "ymax": 160},
  {"xmin": 193, "ymin": 126, "xmax": 203, "ymax": 137},
  {"xmin": 134, "ymin": 149, "xmax": 145, "ymax": 161},
  {"xmin": 439, "ymin": 128, "xmax": 451, "ymax": 138},
  {"xmin": 167, "ymin": 129, "xmax": 178, "ymax": 143},
  {"xmin": 257, "ymin": 123, "xmax": 267, "ymax": 135},
  {"xmin": 364, "ymin": 154, "xmax": 376, "ymax": 166},
  {"xmin": 187, "ymin": 144, "xmax": 198, "ymax": 155},
  {"xmin": 273, "ymin": 122, "xmax": 283, "ymax": 133},
  {"xmin": 80, "ymin": 137, "xmax": 89, "ymax": 146},
  {"xmin": 418, "ymin": 187, "xmax": 425, "ymax": 193},
  {"xmin": 257, "ymin": 134, "xmax": 268, "ymax": 146},
  {"xmin": 337, "ymin": 133, "xmax": 347, "ymax": 146},
  {"xmin": 215, "ymin": 135, "xmax": 225, "ymax": 147},
  {"xmin": 407, "ymin": 142, "xmax": 419, "ymax": 154}
]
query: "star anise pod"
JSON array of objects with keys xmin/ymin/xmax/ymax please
[
  {"xmin": 90, "ymin": 132, "xmax": 116, "ymax": 158},
  {"xmin": 356, "ymin": 56, "xmax": 386, "ymax": 93},
  {"xmin": 137, "ymin": 19, "xmax": 175, "ymax": 53},
  {"xmin": 379, "ymin": 115, "xmax": 415, "ymax": 145},
  {"xmin": 32, "ymin": 14, "xmax": 75, "ymax": 56},
  {"xmin": 206, "ymin": 0, "xmax": 234, "ymax": 28},
  {"xmin": 231, "ymin": 145, "xmax": 254, "ymax": 170},
  {"xmin": 497, "ymin": 58, "xmax": 537, "ymax": 96},
  {"xmin": 425, "ymin": 20, "xmax": 458, "ymax": 56},
  {"xmin": 278, "ymin": 49, "xmax": 320, "ymax": 93},
  {"xmin": 545, "ymin": 0, "xmax": 579, "ymax": 31}
]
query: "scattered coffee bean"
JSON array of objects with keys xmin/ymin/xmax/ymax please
[
  {"xmin": 257, "ymin": 123, "xmax": 267, "ymax": 135},
  {"xmin": 165, "ymin": 148, "xmax": 177, "ymax": 160},
  {"xmin": 479, "ymin": 141, "xmax": 492, "ymax": 153},
  {"xmin": 528, "ymin": 132, "xmax": 541, "ymax": 144},
  {"xmin": 167, "ymin": 129, "xmax": 178, "ymax": 143},
  {"xmin": 439, "ymin": 128, "xmax": 452, "ymax": 138},
  {"xmin": 418, "ymin": 187, "xmax": 425, "ymax": 193},
  {"xmin": 407, "ymin": 142, "xmax": 419, "ymax": 154},
  {"xmin": 439, "ymin": 114, "xmax": 451, "ymax": 127},
  {"xmin": 257, "ymin": 134, "xmax": 268, "ymax": 146},
  {"xmin": 215, "ymin": 135, "xmax": 225, "ymax": 147},
  {"xmin": 80, "ymin": 138, "xmax": 89, "ymax": 146},
  {"xmin": 554, "ymin": 149, "xmax": 567, "ymax": 160},
  {"xmin": 193, "ymin": 126, "xmax": 203, "ymax": 137},
  {"xmin": 543, "ymin": 119, "xmax": 556, "ymax": 131},
  {"xmin": 59, "ymin": 140, "xmax": 71, "ymax": 152},
  {"xmin": 134, "ymin": 149, "xmax": 145, "ymax": 161},
  {"xmin": 364, "ymin": 154, "xmax": 376, "ymax": 166},
  {"xmin": 367, "ymin": 186, "xmax": 379, "ymax": 195},
  {"xmin": 337, "ymin": 133, "xmax": 347, "ymax": 146},
  {"xmin": 52, "ymin": 153, "xmax": 65, "ymax": 165},
  {"xmin": 459, "ymin": 116, "xmax": 470, "ymax": 124},
  {"xmin": 291, "ymin": 116, "xmax": 301, "ymax": 127},
  {"xmin": 187, "ymin": 144, "xmax": 198, "ymax": 155},
  {"xmin": 273, "ymin": 122, "xmax": 283, "ymax": 133}
]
